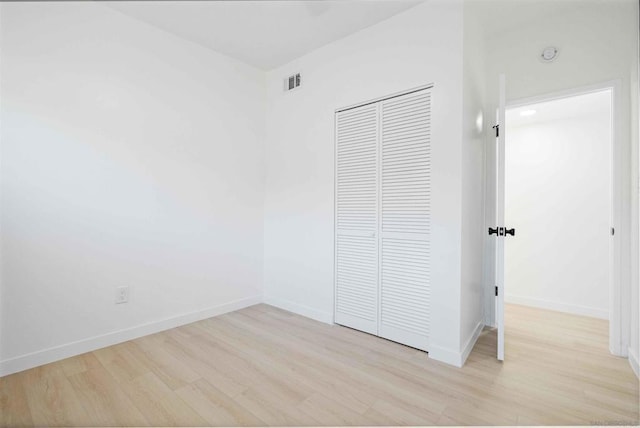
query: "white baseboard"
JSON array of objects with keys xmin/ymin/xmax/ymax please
[
  {"xmin": 263, "ymin": 295, "xmax": 333, "ymax": 324},
  {"xmin": 629, "ymin": 347, "xmax": 639, "ymax": 379},
  {"xmin": 429, "ymin": 321, "xmax": 484, "ymax": 368},
  {"xmin": 429, "ymin": 344, "xmax": 464, "ymax": 367},
  {"xmin": 460, "ymin": 321, "xmax": 484, "ymax": 366},
  {"xmin": 0, "ymin": 295, "xmax": 261, "ymax": 377},
  {"xmin": 505, "ymin": 294, "xmax": 608, "ymax": 320}
]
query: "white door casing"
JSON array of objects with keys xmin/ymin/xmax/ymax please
[{"xmin": 496, "ymin": 74, "xmax": 506, "ymax": 361}]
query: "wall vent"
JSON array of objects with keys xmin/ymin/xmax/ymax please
[{"xmin": 284, "ymin": 73, "xmax": 301, "ymax": 92}]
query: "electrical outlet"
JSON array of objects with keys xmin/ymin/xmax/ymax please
[{"xmin": 115, "ymin": 286, "xmax": 129, "ymax": 304}]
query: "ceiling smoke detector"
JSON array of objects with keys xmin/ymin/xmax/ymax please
[{"xmin": 540, "ymin": 46, "xmax": 559, "ymax": 62}]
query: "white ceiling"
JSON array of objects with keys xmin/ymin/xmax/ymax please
[
  {"xmin": 468, "ymin": 0, "xmax": 579, "ymax": 37},
  {"xmin": 506, "ymin": 90, "xmax": 611, "ymax": 128},
  {"xmin": 105, "ymin": 1, "xmax": 423, "ymax": 70}
]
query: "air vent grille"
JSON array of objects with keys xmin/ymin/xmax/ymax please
[{"xmin": 285, "ymin": 73, "xmax": 301, "ymax": 91}]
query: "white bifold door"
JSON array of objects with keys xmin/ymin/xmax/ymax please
[{"xmin": 335, "ymin": 88, "xmax": 431, "ymax": 351}]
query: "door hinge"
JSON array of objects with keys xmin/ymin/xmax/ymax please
[
  {"xmin": 492, "ymin": 124, "xmax": 499, "ymax": 137},
  {"xmin": 495, "ymin": 286, "xmax": 498, "ymax": 297}
]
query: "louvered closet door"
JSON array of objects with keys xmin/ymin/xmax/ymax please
[
  {"xmin": 334, "ymin": 104, "xmax": 379, "ymax": 335},
  {"xmin": 379, "ymin": 89, "xmax": 431, "ymax": 351}
]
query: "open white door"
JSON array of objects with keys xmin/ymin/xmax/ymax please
[{"xmin": 495, "ymin": 74, "xmax": 506, "ymax": 361}]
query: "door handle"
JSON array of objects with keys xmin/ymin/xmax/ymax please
[{"xmin": 488, "ymin": 227, "xmax": 515, "ymax": 236}]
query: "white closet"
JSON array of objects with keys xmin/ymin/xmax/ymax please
[{"xmin": 334, "ymin": 87, "xmax": 431, "ymax": 351}]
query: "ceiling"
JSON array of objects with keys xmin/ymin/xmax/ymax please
[
  {"xmin": 468, "ymin": 0, "xmax": 580, "ymax": 37},
  {"xmin": 506, "ymin": 90, "xmax": 611, "ymax": 128},
  {"xmin": 105, "ymin": 1, "xmax": 423, "ymax": 70}
]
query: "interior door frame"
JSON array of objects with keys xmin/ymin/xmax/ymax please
[
  {"xmin": 498, "ymin": 79, "xmax": 627, "ymax": 357},
  {"xmin": 496, "ymin": 74, "xmax": 506, "ymax": 360}
]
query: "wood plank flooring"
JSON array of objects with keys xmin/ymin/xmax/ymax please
[{"xmin": 1, "ymin": 303, "xmax": 638, "ymax": 426}]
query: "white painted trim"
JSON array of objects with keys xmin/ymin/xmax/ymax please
[
  {"xmin": 335, "ymin": 83, "xmax": 434, "ymax": 113},
  {"xmin": 505, "ymin": 294, "xmax": 608, "ymax": 320},
  {"xmin": 430, "ymin": 322, "xmax": 483, "ymax": 368},
  {"xmin": 505, "ymin": 80, "xmax": 620, "ymax": 109},
  {"xmin": 332, "ymin": 107, "xmax": 338, "ymax": 330},
  {"xmin": 499, "ymin": 80, "xmax": 628, "ymax": 357},
  {"xmin": 264, "ymin": 295, "xmax": 333, "ymax": 325},
  {"xmin": 0, "ymin": 4, "xmax": 4, "ymax": 383},
  {"xmin": 496, "ymin": 73, "xmax": 506, "ymax": 361},
  {"xmin": 460, "ymin": 322, "xmax": 484, "ymax": 366},
  {"xmin": 629, "ymin": 346, "xmax": 639, "ymax": 379},
  {"xmin": 428, "ymin": 343, "xmax": 464, "ymax": 368},
  {"xmin": 0, "ymin": 295, "xmax": 261, "ymax": 377}
]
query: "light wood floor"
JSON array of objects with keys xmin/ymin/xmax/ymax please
[{"xmin": 1, "ymin": 303, "xmax": 638, "ymax": 426}]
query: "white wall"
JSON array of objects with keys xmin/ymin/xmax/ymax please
[
  {"xmin": 460, "ymin": 3, "xmax": 487, "ymax": 361},
  {"xmin": 6, "ymin": 0, "xmax": 632, "ymax": 377},
  {"xmin": 504, "ymin": 100, "xmax": 611, "ymax": 319},
  {"xmin": 631, "ymin": 23, "xmax": 640, "ymax": 377},
  {"xmin": 481, "ymin": 0, "xmax": 639, "ymax": 361},
  {"xmin": 263, "ymin": 0, "xmax": 469, "ymax": 364},
  {"xmin": 0, "ymin": 3, "xmax": 4, "ymax": 369},
  {"xmin": 0, "ymin": 2, "xmax": 265, "ymax": 375}
]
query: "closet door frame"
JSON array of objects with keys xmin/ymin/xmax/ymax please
[{"xmin": 333, "ymin": 83, "xmax": 433, "ymax": 341}]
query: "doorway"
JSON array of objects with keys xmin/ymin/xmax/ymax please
[
  {"xmin": 505, "ymin": 90, "xmax": 612, "ymax": 319},
  {"xmin": 503, "ymin": 89, "xmax": 614, "ymax": 348}
]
